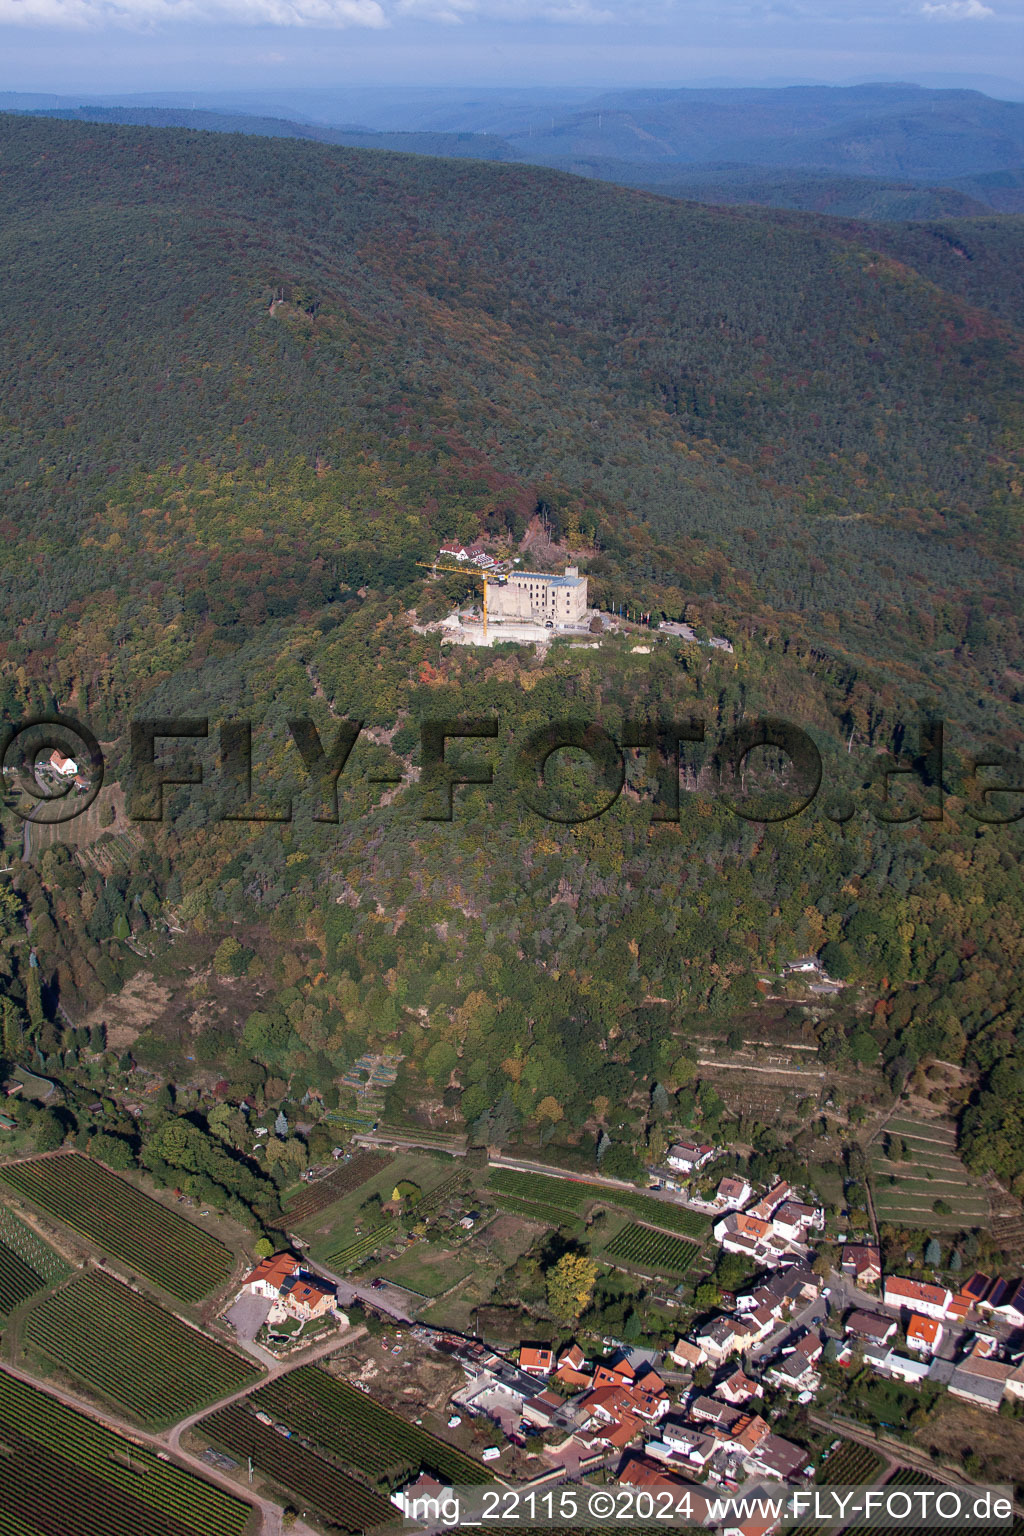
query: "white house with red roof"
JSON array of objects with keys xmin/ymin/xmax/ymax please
[
  {"xmin": 243, "ymin": 1251, "xmax": 302, "ymax": 1298},
  {"xmin": 883, "ymin": 1276, "xmax": 952, "ymax": 1320}
]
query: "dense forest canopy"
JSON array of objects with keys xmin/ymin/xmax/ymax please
[{"xmin": 0, "ymin": 114, "xmax": 1022, "ymax": 1199}]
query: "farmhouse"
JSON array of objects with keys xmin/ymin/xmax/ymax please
[
  {"xmin": 243, "ymin": 1252, "xmax": 302, "ymax": 1298},
  {"xmin": 277, "ymin": 1272, "xmax": 336, "ymax": 1321}
]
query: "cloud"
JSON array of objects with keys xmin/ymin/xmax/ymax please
[
  {"xmin": 918, "ymin": 0, "xmax": 994, "ymax": 15},
  {"xmin": 0, "ymin": 0, "xmax": 390, "ymax": 27}
]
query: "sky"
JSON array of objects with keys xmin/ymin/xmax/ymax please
[{"xmin": 0, "ymin": 0, "xmax": 1022, "ymax": 97}]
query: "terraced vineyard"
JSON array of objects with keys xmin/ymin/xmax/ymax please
[
  {"xmin": 871, "ymin": 1117, "xmax": 988, "ymax": 1230},
  {"xmin": 0, "ymin": 1154, "xmax": 234, "ymax": 1300},
  {"xmin": 203, "ymin": 1401, "xmax": 396, "ymax": 1534},
  {"xmin": 23, "ymin": 1268, "xmax": 261, "ymax": 1427},
  {"xmin": 0, "ymin": 1368, "xmax": 251, "ymax": 1536},
  {"xmin": 252, "ymin": 1365, "xmax": 489, "ymax": 1485},
  {"xmin": 283, "ymin": 1152, "xmax": 392, "ymax": 1224},
  {"xmin": 602, "ymin": 1222, "xmax": 702, "ymax": 1276},
  {"xmin": 488, "ymin": 1168, "xmax": 707, "ymax": 1237}
]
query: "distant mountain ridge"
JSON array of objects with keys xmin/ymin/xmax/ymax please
[{"xmin": 7, "ymin": 83, "xmax": 1024, "ymax": 221}]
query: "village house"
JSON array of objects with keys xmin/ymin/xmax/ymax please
[
  {"xmin": 439, "ymin": 540, "xmax": 470, "ymax": 560},
  {"xmin": 669, "ymin": 1338, "xmax": 706, "ymax": 1370},
  {"xmin": 666, "ymin": 1141, "xmax": 716, "ymax": 1175},
  {"xmin": 714, "ymin": 1176, "xmax": 752, "ymax": 1211},
  {"xmin": 689, "ymin": 1396, "xmax": 743, "ymax": 1431},
  {"xmin": 905, "ymin": 1316, "xmax": 943, "ymax": 1355},
  {"xmin": 845, "ymin": 1310, "xmax": 898, "ymax": 1346},
  {"xmin": 518, "ymin": 1345, "xmax": 554, "ymax": 1377},
  {"xmin": 961, "ymin": 1272, "xmax": 994, "ymax": 1309},
  {"xmin": 390, "ymin": 1474, "xmax": 451, "ymax": 1518},
  {"xmin": 617, "ymin": 1455, "xmax": 712, "ymax": 1516},
  {"xmin": 989, "ymin": 1278, "xmax": 1024, "ymax": 1328},
  {"xmin": 1004, "ymin": 1363, "xmax": 1024, "ymax": 1403},
  {"xmin": 948, "ymin": 1356, "xmax": 1012, "ymax": 1410},
  {"xmin": 765, "ymin": 1333, "xmax": 823, "ymax": 1394},
  {"xmin": 714, "ymin": 1211, "xmax": 772, "ymax": 1252},
  {"xmin": 770, "ymin": 1201, "xmax": 823, "ymax": 1244},
  {"xmin": 744, "ymin": 1432, "xmax": 809, "ymax": 1482},
  {"xmin": 747, "ymin": 1183, "xmax": 791, "ymax": 1222},
  {"xmin": 883, "ymin": 1276, "xmax": 952, "ymax": 1321},
  {"xmin": 658, "ymin": 1418, "xmax": 719, "ymax": 1466},
  {"xmin": 48, "ymin": 749, "xmax": 78, "ymax": 777},
  {"xmin": 841, "ymin": 1243, "xmax": 882, "ymax": 1287},
  {"xmin": 553, "ymin": 1342, "xmax": 592, "ymax": 1389},
  {"xmin": 716, "ymin": 1367, "xmax": 763, "ymax": 1406},
  {"xmin": 884, "ymin": 1355, "xmax": 931, "ymax": 1386}
]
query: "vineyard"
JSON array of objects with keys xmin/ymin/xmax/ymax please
[
  {"xmin": 251, "ymin": 1365, "xmax": 489, "ymax": 1486},
  {"xmin": 488, "ymin": 1169, "xmax": 706, "ymax": 1238},
  {"xmin": 0, "ymin": 1207, "xmax": 71, "ymax": 1284},
  {"xmin": 491, "ymin": 1194, "xmax": 579, "ymax": 1227},
  {"xmin": 23, "ymin": 1269, "xmax": 261, "ymax": 1427},
  {"xmin": 602, "ymin": 1222, "xmax": 702, "ymax": 1276},
  {"xmin": 0, "ymin": 1154, "xmax": 234, "ymax": 1301},
  {"xmin": 283, "ymin": 1152, "xmax": 391, "ymax": 1224},
  {"xmin": 815, "ymin": 1440, "xmax": 885, "ymax": 1484},
  {"xmin": 328, "ymin": 1222, "xmax": 400, "ymax": 1270},
  {"xmin": 202, "ymin": 1401, "xmax": 395, "ymax": 1535},
  {"xmin": 0, "ymin": 1368, "xmax": 251, "ymax": 1536}
]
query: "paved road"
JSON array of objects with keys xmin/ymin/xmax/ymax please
[
  {"xmin": 749, "ymin": 1294, "xmax": 827, "ymax": 1361},
  {"xmin": 166, "ymin": 1321, "xmax": 367, "ymax": 1454},
  {"xmin": 316, "ymin": 1260, "xmax": 418, "ymax": 1322}
]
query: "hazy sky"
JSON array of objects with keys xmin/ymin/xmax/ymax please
[{"xmin": 0, "ymin": 0, "xmax": 1021, "ymax": 95}]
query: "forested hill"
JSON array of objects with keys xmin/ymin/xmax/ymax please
[{"xmin": 0, "ymin": 114, "xmax": 1023, "ymax": 1198}]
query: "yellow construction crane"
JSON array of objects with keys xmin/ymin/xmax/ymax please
[{"xmin": 415, "ymin": 559, "xmax": 507, "ymax": 636}]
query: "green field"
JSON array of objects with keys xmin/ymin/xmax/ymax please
[
  {"xmin": 202, "ymin": 1401, "xmax": 394, "ymax": 1535},
  {"xmin": 601, "ymin": 1222, "xmax": 702, "ymax": 1276},
  {"xmin": 250, "ymin": 1365, "xmax": 490, "ymax": 1486},
  {"xmin": 0, "ymin": 1367, "xmax": 251, "ymax": 1536},
  {"xmin": 377, "ymin": 1241, "xmax": 475, "ymax": 1296},
  {"xmin": 0, "ymin": 1155, "xmax": 234, "ymax": 1301},
  {"xmin": 488, "ymin": 1168, "xmax": 707, "ymax": 1237},
  {"xmin": 23, "ymin": 1269, "xmax": 261, "ymax": 1427}
]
